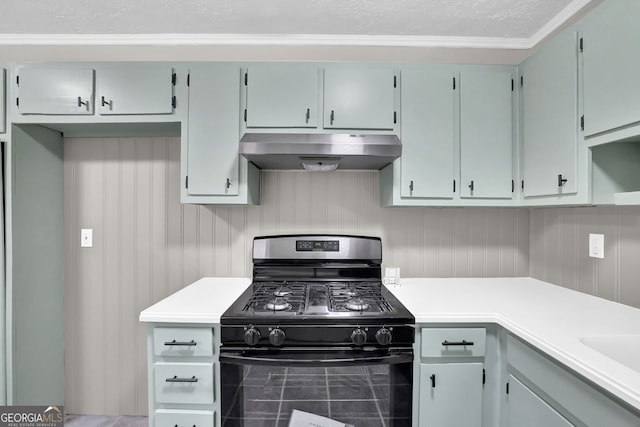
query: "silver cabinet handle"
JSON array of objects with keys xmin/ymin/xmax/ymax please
[
  {"xmin": 442, "ymin": 340, "xmax": 474, "ymax": 346},
  {"xmin": 165, "ymin": 375, "xmax": 198, "ymax": 383},
  {"xmin": 226, "ymin": 178, "xmax": 231, "ymax": 189},
  {"xmin": 164, "ymin": 339, "xmax": 197, "ymax": 346}
]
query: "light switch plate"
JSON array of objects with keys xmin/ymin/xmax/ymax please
[
  {"xmin": 589, "ymin": 233, "xmax": 604, "ymax": 259},
  {"xmin": 81, "ymin": 228, "xmax": 93, "ymax": 248}
]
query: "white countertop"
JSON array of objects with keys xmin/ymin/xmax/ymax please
[
  {"xmin": 139, "ymin": 276, "xmax": 640, "ymax": 411},
  {"xmin": 139, "ymin": 277, "xmax": 251, "ymax": 323}
]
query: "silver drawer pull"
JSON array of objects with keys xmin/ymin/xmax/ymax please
[
  {"xmin": 164, "ymin": 339, "xmax": 197, "ymax": 346},
  {"xmin": 442, "ymin": 340, "xmax": 474, "ymax": 346},
  {"xmin": 165, "ymin": 375, "xmax": 198, "ymax": 383}
]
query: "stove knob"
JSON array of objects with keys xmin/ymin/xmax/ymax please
[
  {"xmin": 244, "ymin": 327, "xmax": 261, "ymax": 346},
  {"xmin": 375, "ymin": 327, "xmax": 393, "ymax": 345},
  {"xmin": 351, "ymin": 328, "xmax": 367, "ymax": 346},
  {"xmin": 269, "ymin": 328, "xmax": 286, "ymax": 346}
]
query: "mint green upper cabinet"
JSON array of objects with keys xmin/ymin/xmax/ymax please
[
  {"xmin": 97, "ymin": 65, "xmax": 175, "ymax": 115},
  {"xmin": 419, "ymin": 363, "xmax": 483, "ymax": 427},
  {"xmin": 1, "ymin": 68, "xmax": 5, "ymax": 132},
  {"xmin": 460, "ymin": 70, "xmax": 513, "ymax": 199},
  {"xmin": 521, "ymin": 31, "xmax": 578, "ymax": 198},
  {"xmin": 400, "ymin": 69, "xmax": 456, "ymax": 199},
  {"xmin": 582, "ymin": 0, "xmax": 640, "ymax": 137},
  {"xmin": 323, "ymin": 68, "xmax": 397, "ymax": 130},
  {"xmin": 16, "ymin": 67, "xmax": 94, "ymax": 115},
  {"xmin": 187, "ymin": 64, "xmax": 240, "ymax": 196},
  {"xmin": 245, "ymin": 65, "xmax": 318, "ymax": 128}
]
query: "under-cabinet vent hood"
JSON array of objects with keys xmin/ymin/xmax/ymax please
[{"xmin": 239, "ymin": 133, "xmax": 401, "ymax": 170}]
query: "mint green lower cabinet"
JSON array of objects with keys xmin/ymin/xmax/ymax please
[
  {"xmin": 507, "ymin": 335, "xmax": 640, "ymax": 426},
  {"xmin": 507, "ymin": 375, "xmax": 573, "ymax": 427},
  {"xmin": 147, "ymin": 324, "xmax": 219, "ymax": 427},
  {"xmin": 183, "ymin": 63, "xmax": 259, "ymax": 204},
  {"xmin": 1, "ymin": 67, "xmax": 5, "ymax": 133},
  {"xmin": 419, "ymin": 362, "xmax": 483, "ymax": 427}
]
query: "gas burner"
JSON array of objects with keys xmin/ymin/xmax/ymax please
[
  {"xmin": 266, "ymin": 297, "xmax": 292, "ymax": 312},
  {"xmin": 345, "ymin": 298, "xmax": 370, "ymax": 311},
  {"xmin": 273, "ymin": 288, "xmax": 292, "ymax": 297}
]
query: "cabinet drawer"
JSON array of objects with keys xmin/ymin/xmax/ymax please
[
  {"xmin": 153, "ymin": 327, "xmax": 213, "ymax": 357},
  {"xmin": 421, "ymin": 328, "xmax": 486, "ymax": 358},
  {"xmin": 154, "ymin": 362, "xmax": 214, "ymax": 404},
  {"xmin": 155, "ymin": 409, "xmax": 215, "ymax": 427}
]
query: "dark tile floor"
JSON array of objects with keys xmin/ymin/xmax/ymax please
[{"xmin": 65, "ymin": 415, "xmax": 148, "ymax": 426}]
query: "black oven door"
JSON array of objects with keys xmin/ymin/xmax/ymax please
[{"xmin": 220, "ymin": 348, "xmax": 413, "ymax": 427}]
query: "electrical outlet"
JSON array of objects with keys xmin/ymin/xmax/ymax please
[
  {"xmin": 81, "ymin": 229, "xmax": 93, "ymax": 248},
  {"xmin": 589, "ymin": 233, "xmax": 604, "ymax": 259}
]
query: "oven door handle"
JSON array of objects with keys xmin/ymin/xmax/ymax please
[{"xmin": 219, "ymin": 351, "xmax": 413, "ymax": 367}]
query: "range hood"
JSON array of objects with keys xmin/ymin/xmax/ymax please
[{"xmin": 239, "ymin": 133, "xmax": 401, "ymax": 171}]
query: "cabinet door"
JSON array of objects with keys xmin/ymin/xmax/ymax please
[
  {"xmin": 324, "ymin": 68, "xmax": 396, "ymax": 130},
  {"xmin": 0, "ymin": 68, "xmax": 5, "ymax": 132},
  {"xmin": 97, "ymin": 65, "xmax": 174, "ymax": 115},
  {"xmin": 507, "ymin": 375, "xmax": 574, "ymax": 427},
  {"xmin": 460, "ymin": 70, "xmax": 513, "ymax": 198},
  {"xmin": 582, "ymin": 0, "xmax": 640, "ymax": 136},
  {"xmin": 187, "ymin": 64, "xmax": 240, "ymax": 196},
  {"xmin": 419, "ymin": 363, "xmax": 483, "ymax": 427},
  {"xmin": 17, "ymin": 67, "xmax": 94, "ymax": 115},
  {"xmin": 245, "ymin": 65, "xmax": 318, "ymax": 128},
  {"xmin": 521, "ymin": 31, "xmax": 578, "ymax": 197},
  {"xmin": 400, "ymin": 69, "xmax": 456, "ymax": 199}
]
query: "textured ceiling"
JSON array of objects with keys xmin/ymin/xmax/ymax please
[{"xmin": 3, "ymin": 0, "xmax": 580, "ymax": 38}]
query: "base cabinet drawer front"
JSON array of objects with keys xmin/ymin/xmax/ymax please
[
  {"xmin": 153, "ymin": 327, "xmax": 213, "ymax": 357},
  {"xmin": 507, "ymin": 375, "xmax": 574, "ymax": 427},
  {"xmin": 419, "ymin": 362, "xmax": 483, "ymax": 427},
  {"xmin": 154, "ymin": 362, "xmax": 214, "ymax": 405},
  {"xmin": 155, "ymin": 409, "xmax": 215, "ymax": 427},
  {"xmin": 421, "ymin": 328, "xmax": 486, "ymax": 358}
]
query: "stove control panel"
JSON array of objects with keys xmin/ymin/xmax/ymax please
[{"xmin": 296, "ymin": 239, "xmax": 339, "ymax": 252}]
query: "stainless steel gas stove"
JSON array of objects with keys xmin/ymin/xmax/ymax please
[{"xmin": 220, "ymin": 235, "xmax": 414, "ymax": 427}]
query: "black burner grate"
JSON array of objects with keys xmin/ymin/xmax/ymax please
[
  {"xmin": 242, "ymin": 281, "xmax": 307, "ymax": 314},
  {"xmin": 327, "ymin": 282, "xmax": 394, "ymax": 313}
]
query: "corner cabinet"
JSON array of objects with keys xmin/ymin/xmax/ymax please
[
  {"xmin": 581, "ymin": 0, "xmax": 640, "ymax": 140},
  {"xmin": 520, "ymin": 30, "xmax": 584, "ymax": 203},
  {"xmin": 15, "ymin": 67, "xmax": 95, "ymax": 115},
  {"xmin": 244, "ymin": 65, "xmax": 319, "ymax": 128},
  {"xmin": 183, "ymin": 63, "xmax": 259, "ymax": 204},
  {"xmin": 147, "ymin": 324, "xmax": 219, "ymax": 427}
]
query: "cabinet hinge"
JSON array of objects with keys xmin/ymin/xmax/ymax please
[
  {"xmin": 171, "ymin": 72, "xmax": 177, "ymax": 86},
  {"xmin": 520, "ymin": 76, "xmax": 524, "ymax": 87},
  {"xmin": 244, "ymin": 72, "xmax": 248, "ymax": 86},
  {"xmin": 187, "ymin": 73, "xmax": 190, "ymax": 87},
  {"xmin": 453, "ymin": 77, "xmax": 456, "ymax": 90},
  {"xmin": 393, "ymin": 111, "xmax": 397, "ymax": 124},
  {"xmin": 16, "ymin": 97, "xmax": 19, "ymax": 107},
  {"xmin": 521, "ymin": 180, "xmax": 524, "ymax": 190},
  {"xmin": 185, "ymin": 176, "xmax": 188, "ymax": 189},
  {"xmin": 393, "ymin": 75, "xmax": 397, "ymax": 88},
  {"xmin": 16, "ymin": 75, "xmax": 19, "ymax": 86},
  {"xmin": 580, "ymin": 115, "xmax": 585, "ymax": 131},
  {"xmin": 512, "ymin": 179, "xmax": 515, "ymax": 193},
  {"xmin": 172, "ymin": 96, "xmax": 176, "ymax": 109},
  {"xmin": 453, "ymin": 180, "xmax": 456, "ymax": 193},
  {"xmin": 506, "ymin": 382, "xmax": 510, "ymax": 394},
  {"xmin": 482, "ymin": 369, "xmax": 486, "ymax": 385},
  {"xmin": 244, "ymin": 109, "xmax": 247, "ymax": 122},
  {"xmin": 511, "ymin": 79, "xmax": 514, "ymax": 92},
  {"xmin": 579, "ymin": 37, "xmax": 584, "ymax": 53}
]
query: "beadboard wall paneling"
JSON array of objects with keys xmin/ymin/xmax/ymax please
[
  {"xmin": 529, "ymin": 206, "xmax": 640, "ymax": 309},
  {"xmin": 64, "ymin": 137, "xmax": 530, "ymax": 416}
]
